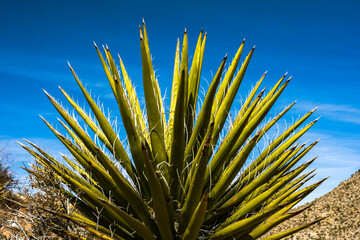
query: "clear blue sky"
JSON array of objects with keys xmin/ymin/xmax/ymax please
[{"xmin": 1, "ymin": 0, "xmax": 359, "ymax": 202}]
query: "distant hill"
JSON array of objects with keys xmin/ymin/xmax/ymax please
[{"xmin": 266, "ymin": 169, "xmax": 360, "ymax": 239}]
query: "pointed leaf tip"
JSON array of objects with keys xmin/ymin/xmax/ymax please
[
  {"xmin": 307, "ymin": 157, "xmax": 318, "ymax": 164},
  {"xmin": 289, "ymin": 145, "xmax": 297, "ymax": 151},
  {"xmin": 318, "ymin": 177, "xmax": 330, "ymax": 185},
  {"xmin": 300, "ymin": 142, "xmax": 307, "ymax": 148},
  {"xmin": 259, "ymin": 86, "xmax": 267, "ymax": 94}
]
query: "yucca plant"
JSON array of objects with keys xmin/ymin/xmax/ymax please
[{"xmin": 20, "ymin": 21, "xmax": 327, "ymax": 240}]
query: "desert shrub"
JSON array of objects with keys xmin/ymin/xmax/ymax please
[
  {"xmin": 0, "ymin": 149, "xmax": 17, "ymax": 205},
  {"xmin": 1, "ymin": 160, "xmax": 92, "ymax": 239}
]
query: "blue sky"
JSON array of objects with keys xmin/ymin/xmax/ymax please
[{"xmin": 1, "ymin": 0, "xmax": 359, "ymax": 202}]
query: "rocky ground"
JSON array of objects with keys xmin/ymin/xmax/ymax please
[{"xmin": 266, "ymin": 169, "xmax": 360, "ymax": 239}]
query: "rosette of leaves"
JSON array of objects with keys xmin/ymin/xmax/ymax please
[{"xmin": 20, "ymin": 22, "xmax": 327, "ymax": 240}]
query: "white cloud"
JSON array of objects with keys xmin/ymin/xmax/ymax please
[
  {"xmin": 104, "ymin": 93, "xmax": 116, "ymax": 99},
  {"xmin": 298, "ymin": 131, "xmax": 360, "ymax": 203},
  {"xmin": 292, "ymin": 101, "xmax": 360, "ymax": 125},
  {"xmin": 0, "ymin": 64, "xmax": 72, "ymax": 84}
]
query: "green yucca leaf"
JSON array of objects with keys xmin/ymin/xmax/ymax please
[
  {"xmin": 60, "ymin": 153, "xmax": 100, "ymax": 188},
  {"xmin": 184, "ymin": 55, "xmax": 227, "ymax": 177},
  {"xmin": 279, "ymin": 140, "xmax": 319, "ymax": 174},
  {"xmin": 205, "ymin": 66, "xmax": 283, "ymax": 191},
  {"xmin": 264, "ymin": 169, "xmax": 316, "ymax": 208},
  {"xmin": 41, "ymin": 116, "xmax": 154, "ymax": 227},
  {"xmin": 209, "ymin": 100, "xmax": 298, "ymax": 209},
  {"xmin": 235, "ymin": 71, "xmax": 267, "ymax": 121},
  {"xmin": 141, "ymin": 141, "xmax": 173, "ymax": 239},
  {"xmin": 21, "ymin": 22, "xmax": 326, "ymax": 240},
  {"xmin": 182, "ymin": 193, "xmax": 208, "ymax": 240},
  {"xmin": 208, "ymin": 132, "xmax": 260, "ymax": 208},
  {"xmin": 235, "ymin": 115, "xmax": 319, "ymax": 193},
  {"xmin": 68, "ymin": 61, "xmax": 135, "ymax": 182},
  {"xmin": 211, "ymin": 39, "xmax": 245, "ymax": 116},
  {"xmin": 167, "ymin": 38, "xmax": 181, "ymax": 154},
  {"xmin": 215, "ymin": 146, "xmax": 297, "ymax": 222},
  {"xmin": 98, "ymin": 198, "xmax": 156, "ymax": 240},
  {"xmin": 140, "ymin": 28, "xmax": 168, "ymax": 176},
  {"xmin": 210, "ymin": 47, "xmax": 254, "ymax": 151},
  {"xmin": 112, "ymin": 65, "xmax": 152, "ymax": 197},
  {"xmin": 243, "ymin": 107, "xmax": 317, "ymax": 179},
  {"xmin": 58, "ymin": 87, "xmax": 112, "ymax": 150},
  {"xmin": 207, "ymin": 90, "xmax": 264, "ymax": 206},
  {"xmin": 95, "ymin": 45, "xmax": 150, "ymax": 196},
  {"xmin": 231, "ymin": 163, "xmax": 311, "ymax": 221},
  {"xmin": 239, "ymin": 200, "xmax": 309, "ymax": 239},
  {"xmin": 221, "ymin": 78, "xmax": 291, "ymax": 173},
  {"xmin": 250, "ymin": 74, "xmax": 289, "ymax": 119},
  {"xmin": 20, "ymin": 144, "xmax": 135, "ymax": 234},
  {"xmin": 210, "ymin": 205, "xmax": 284, "ymax": 240},
  {"xmin": 261, "ymin": 162, "xmax": 317, "ymax": 213},
  {"xmin": 187, "ymin": 29, "xmax": 203, "ymax": 113},
  {"xmin": 20, "ymin": 141, "xmax": 97, "ymax": 194},
  {"xmin": 119, "ymin": 55, "xmax": 149, "ymax": 140},
  {"xmin": 187, "ymin": 30, "xmax": 206, "ymax": 136},
  {"xmin": 179, "ymin": 121, "xmax": 214, "ymax": 233},
  {"xmin": 280, "ymin": 177, "xmax": 328, "ymax": 206},
  {"xmin": 204, "ymin": 88, "xmax": 266, "ymax": 189},
  {"xmin": 43, "ymin": 209, "xmax": 128, "ymax": 240},
  {"xmin": 169, "ymin": 69, "xmax": 186, "ymax": 198},
  {"xmin": 180, "ymin": 29, "xmax": 189, "ymax": 116},
  {"xmin": 261, "ymin": 217, "xmax": 327, "ymax": 240},
  {"xmin": 141, "ymin": 21, "xmax": 165, "ymax": 124}
]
